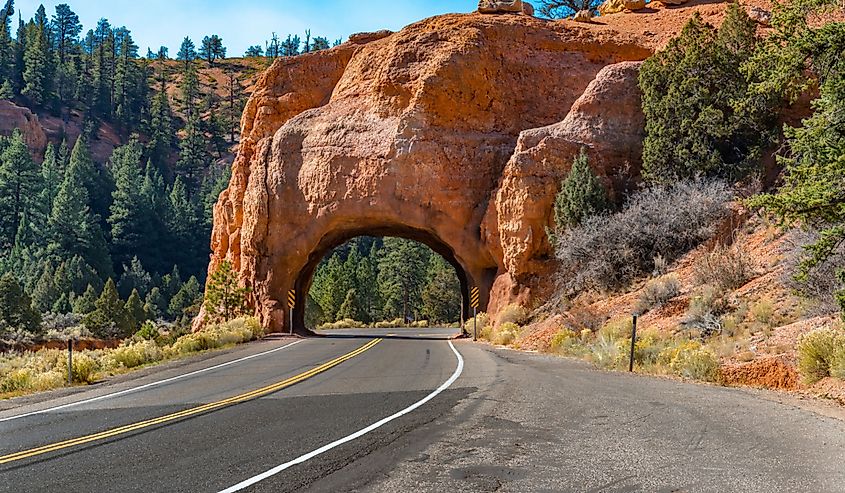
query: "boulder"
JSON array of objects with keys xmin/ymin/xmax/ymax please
[
  {"xmin": 600, "ymin": 0, "xmax": 646, "ymax": 15},
  {"xmin": 478, "ymin": 0, "xmax": 525, "ymax": 14},
  {"xmin": 348, "ymin": 30, "xmax": 393, "ymax": 44},
  {"xmin": 748, "ymin": 6, "xmax": 772, "ymax": 26},
  {"xmin": 0, "ymin": 100, "xmax": 47, "ymax": 153},
  {"xmin": 523, "ymin": 1, "xmax": 535, "ymax": 16},
  {"xmin": 206, "ymin": 13, "xmax": 654, "ymax": 332},
  {"xmin": 573, "ymin": 10, "xmax": 594, "ymax": 22}
]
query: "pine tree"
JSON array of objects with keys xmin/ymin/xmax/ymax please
[
  {"xmin": 378, "ymin": 239, "xmax": 429, "ymax": 322},
  {"xmin": 32, "ymin": 262, "xmax": 59, "ymax": 312},
  {"xmin": 0, "ymin": 0, "xmax": 14, "ymax": 88},
  {"xmin": 48, "ymin": 144, "xmax": 112, "ymax": 280},
  {"xmin": 83, "ymin": 278, "xmax": 129, "ymax": 337},
  {"xmin": 109, "ymin": 139, "xmax": 155, "ymax": 269},
  {"xmin": 144, "ymin": 287, "xmax": 165, "ymax": 320},
  {"xmin": 336, "ymin": 289, "xmax": 362, "ymax": 321},
  {"xmin": 22, "ymin": 6, "xmax": 53, "ymax": 106},
  {"xmin": 204, "ymin": 260, "xmax": 249, "ymax": 322},
  {"xmin": 0, "ymin": 130, "xmax": 43, "ymax": 249},
  {"xmin": 124, "ymin": 288, "xmax": 145, "ymax": 330},
  {"xmin": 553, "ymin": 149, "xmax": 610, "ymax": 231},
  {"xmin": 51, "ymin": 4, "xmax": 82, "ymax": 65},
  {"xmin": 199, "ymin": 35, "xmax": 225, "ymax": 65},
  {"xmin": 40, "ymin": 143, "xmax": 61, "ymax": 222},
  {"xmin": 168, "ymin": 275, "xmax": 200, "ymax": 321},
  {"xmin": 0, "ymin": 79, "xmax": 11, "ymax": 99},
  {"xmin": 116, "ymin": 256, "xmax": 152, "ymax": 299},
  {"xmin": 176, "ymin": 37, "xmax": 196, "ymax": 72},
  {"xmin": 72, "ymin": 283, "xmax": 98, "ymax": 314},
  {"xmin": 280, "ymin": 35, "xmax": 300, "ymax": 57},
  {"xmin": 0, "ymin": 272, "xmax": 41, "ymax": 332},
  {"xmin": 421, "ymin": 255, "xmax": 461, "ymax": 324}
]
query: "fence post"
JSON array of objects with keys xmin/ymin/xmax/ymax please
[
  {"xmin": 629, "ymin": 314, "xmax": 638, "ymax": 373},
  {"xmin": 67, "ymin": 339, "xmax": 73, "ymax": 385}
]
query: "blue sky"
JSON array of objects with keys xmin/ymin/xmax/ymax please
[{"xmin": 15, "ymin": 0, "xmax": 472, "ymax": 56}]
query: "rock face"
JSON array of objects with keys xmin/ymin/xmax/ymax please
[
  {"xmin": 600, "ymin": 0, "xmax": 647, "ymax": 14},
  {"xmin": 206, "ymin": 13, "xmax": 654, "ymax": 333},
  {"xmin": 573, "ymin": 10, "xmax": 594, "ymax": 22},
  {"xmin": 485, "ymin": 61, "xmax": 645, "ymax": 312},
  {"xmin": 0, "ymin": 101, "xmax": 47, "ymax": 153},
  {"xmin": 478, "ymin": 0, "xmax": 525, "ymax": 14}
]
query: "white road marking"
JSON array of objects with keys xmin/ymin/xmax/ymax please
[
  {"xmin": 0, "ymin": 339, "xmax": 304, "ymax": 423},
  {"xmin": 217, "ymin": 340, "xmax": 465, "ymax": 493}
]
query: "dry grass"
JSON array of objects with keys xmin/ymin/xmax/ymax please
[{"xmin": 0, "ymin": 317, "xmax": 264, "ymax": 398}]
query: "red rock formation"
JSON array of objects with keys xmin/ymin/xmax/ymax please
[
  {"xmin": 0, "ymin": 101, "xmax": 47, "ymax": 153},
  {"xmin": 205, "ymin": 12, "xmax": 655, "ymax": 332}
]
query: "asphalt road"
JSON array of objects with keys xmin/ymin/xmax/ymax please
[{"xmin": 1, "ymin": 327, "xmax": 844, "ymax": 492}]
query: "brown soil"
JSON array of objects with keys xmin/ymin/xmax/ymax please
[{"xmin": 720, "ymin": 356, "xmax": 800, "ymax": 390}]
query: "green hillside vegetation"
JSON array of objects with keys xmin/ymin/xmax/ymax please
[{"xmin": 0, "ymin": 0, "xmax": 341, "ymax": 345}]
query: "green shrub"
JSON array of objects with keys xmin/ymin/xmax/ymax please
[
  {"xmin": 831, "ymin": 345, "xmax": 845, "ymax": 380},
  {"xmin": 463, "ymin": 312, "xmax": 490, "ymax": 336},
  {"xmin": 374, "ymin": 318, "xmax": 404, "ymax": 329},
  {"xmin": 553, "ymin": 148, "xmax": 611, "ymax": 231},
  {"xmin": 493, "ymin": 322, "xmax": 521, "ymax": 346},
  {"xmin": 70, "ymin": 353, "xmax": 99, "ymax": 384},
  {"xmin": 550, "ymin": 329, "xmax": 577, "ymax": 352},
  {"xmin": 318, "ymin": 318, "xmax": 365, "ymax": 330},
  {"xmin": 659, "ymin": 340, "xmax": 719, "ymax": 381},
  {"xmin": 107, "ymin": 340, "xmax": 164, "ymax": 369},
  {"xmin": 636, "ymin": 275, "xmax": 681, "ymax": 314},
  {"xmin": 134, "ymin": 320, "xmax": 161, "ymax": 341},
  {"xmin": 495, "ymin": 304, "xmax": 528, "ymax": 327},
  {"xmin": 796, "ymin": 327, "xmax": 845, "ymax": 384}
]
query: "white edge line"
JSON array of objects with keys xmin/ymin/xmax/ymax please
[
  {"xmin": 217, "ymin": 339, "xmax": 465, "ymax": 493},
  {"xmin": 0, "ymin": 339, "xmax": 305, "ymax": 423}
]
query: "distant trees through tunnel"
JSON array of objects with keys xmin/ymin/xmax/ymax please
[{"xmin": 306, "ymin": 237, "xmax": 462, "ymax": 329}]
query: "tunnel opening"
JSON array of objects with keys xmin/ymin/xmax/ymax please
[{"xmin": 292, "ymin": 226, "xmax": 474, "ymax": 334}]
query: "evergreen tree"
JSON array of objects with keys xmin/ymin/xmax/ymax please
[
  {"xmin": 0, "ymin": 130, "xmax": 43, "ymax": 249},
  {"xmin": 83, "ymin": 278, "xmax": 129, "ymax": 337},
  {"xmin": 144, "ymin": 287, "xmax": 165, "ymax": 320},
  {"xmin": 310, "ymin": 36, "xmax": 330, "ymax": 52},
  {"xmin": 108, "ymin": 140, "xmax": 156, "ymax": 269},
  {"xmin": 168, "ymin": 275, "xmax": 200, "ymax": 321},
  {"xmin": 244, "ymin": 45, "xmax": 263, "ymax": 58},
  {"xmin": 124, "ymin": 288, "xmax": 145, "ymax": 329},
  {"xmin": 0, "ymin": 0, "xmax": 15, "ymax": 88},
  {"xmin": 746, "ymin": 0, "xmax": 845, "ymax": 312},
  {"xmin": 176, "ymin": 36, "xmax": 196, "ymax": 71},
  {"xmin": 198, "ymin": 34, "xmax": 225, "ymax": 65},
  {"xmin": 639, "ymin": 7, "xmax": 773, "ymax": 182},
  {"xmin": 48, "ymin": 143, "xmax": 112, "ymax": 280},
  {"xmin": 0, "ymin": 79, "xmax": 12, "ymax": 98},
  {"xmin": 204, "ymin": 260, "xmax": 249, "ymax": 322},
  {"xmin": 51, "ymin": 4, "xmax": 82, "ymax": 64},
  {"xmin": 421, "ymin": 256, "xmax": 461, "ymax": 324},
  {"xmin": 22, "ymin": 6, "xmax": 53, "ymax": 106},
  {"xmin": 72, "ymin": 283, "xmax": 97, "ymax": 314},
  {"xmin": 0, "ymin": 272, "xmax": 41, "ymax": 332},
  {"xmin": 538, "ymin": 0, "xmax": 602, "ymax": 17},
  {"xmin": 39, "ymin": 143, "xmax": 61, "ymax": 223},
  {"xmin": 378, "ymin": 238, "xmax": 429, "ymax": 322},
  {"xmin": 31, "ymin": 262, "xmax": 58, "ymax": 312},
  {"xmin": 146, "ymin": 82, "xmax": 174, "ymax": 167},
  {"xmin": 117, "ymin": 256, "xmax": 152, "ymax": 299},
  {"xmin": 336, "ymin": 289, "xmax": 362, "ymax": 321},
  {"xmin": 553, "ymin": 149, "xmax": 610, "ymax": 230},
  {"xmin": 280, "ymin": 34, "xmax": 300, "ymax": 57}
]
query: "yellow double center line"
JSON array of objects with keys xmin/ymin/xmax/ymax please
[{"xmin": 0, "ymin": 338, "xmax": 382, "ymax": 465}]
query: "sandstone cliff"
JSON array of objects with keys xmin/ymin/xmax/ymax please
[{"xmin": 207, "ymin": 9, "xmax": 660, "ymax": 332}]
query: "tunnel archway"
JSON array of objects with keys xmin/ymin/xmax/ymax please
[{"xmin": 291, "ymin": 224, "xmax": 485, "ymax": 334}]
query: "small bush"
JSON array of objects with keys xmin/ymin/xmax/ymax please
[
  {"xmin": 410, "ymin": 320, "xmax": 429, "ymax": 328},
  {"xmin": 134, "ymin": 321, "xmax": 161, "ymax": 341},
  {"xmin": 751, "ymin": 300, "xmax": 775, "ymax": 327},
  {"xmin": 107, "ymin": 340, "xmax": 164, "ymax": 369},
  {"xmin": 692, "ymin": 243, "xmax": 756, "ymax": 292},
  {"xmin": 831, "ymin": 345, "xmax": 845, "ymax": 380},
  {"xmin": 550, "ymin": 330, "xmax": 577, "ymax": 352},
  {"xmin": 493, "ymin": 322, "xmax": 521, "ymax": 346},
  {"xmin": 496, "ymin": 304, "xmax": 528, "ymax": 327},
  {"xmin": 555, "ymin": 180, "xmax": 730, "ymax": 292},
  {"xmin": 636, "ymin": 275, "xmax": 681, "ymax": 314},
  {"xmin": 682, "ymin": 286, "xmax": 730, "ymax": 339},
  {"xmin": 71, "ymin": 353, "xmax": 99, "ymax": 384},
  {"xmin": 374, "ymin": 318, "xmax": 404, "ymax": 329},
  {"xmin": 796, "ymin": 327, "xmax": 845, "ymax": 384},
  {"xmin": 659, "ymin": 340, "xmax": 719, "ymax": 381},
  {"xmin": 463, "ymin": 312, "xmax": 490, "ymax": 336},
  {"xmin": 318, "ymin": 319, "xmax": 365, "ymax": 330}
]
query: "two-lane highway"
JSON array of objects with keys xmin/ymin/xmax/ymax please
[{"xmin": 3, "ymin": 327, "xmax": 845, "ymax": 492}]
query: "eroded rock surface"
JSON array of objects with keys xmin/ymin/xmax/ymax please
[
  {"xmin": 206, "ymin": 12, "xmax": 654, "ymax": 332},
  {"xmin": 0, "ymin": 101, "xmax": 47, "ymax": 153},
  {"xmin": 478, "ymin": 0, "xmax": 525, "ymax": 14}
]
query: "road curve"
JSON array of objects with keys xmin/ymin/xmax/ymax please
[{"xmin": 1, "ymin": 327, "xmax": 844, "ymax": 492}]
